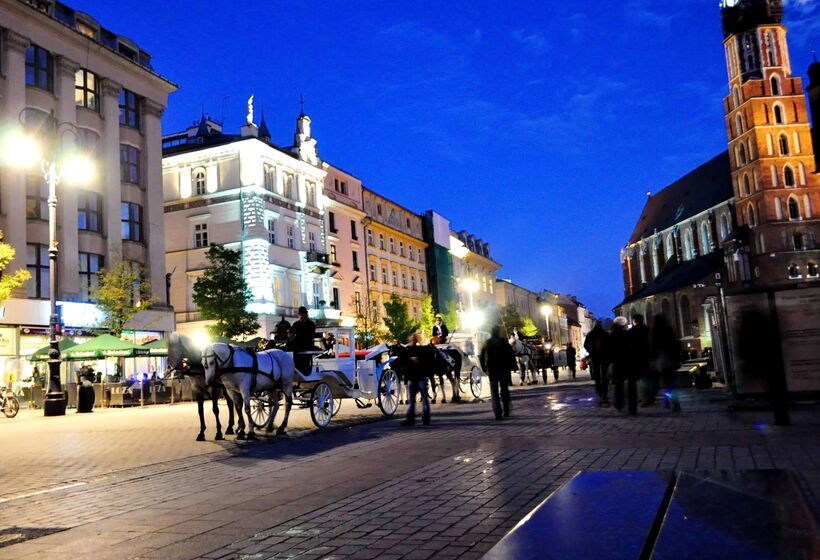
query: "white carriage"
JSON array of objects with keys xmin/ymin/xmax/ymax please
[
  {"xmin": 437, "ymin": 330, "xmax": 490, "ymax": 399},
  {"xmin": 249, "ymin": 327, "xmax": 400, "ymax": 430}
]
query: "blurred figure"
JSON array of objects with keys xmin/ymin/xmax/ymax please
[
  {"xmin": 432, "ymin": 316, "xmax": 449, "ymax": 344},
  {"xmin": 737, "ymin": 310, "xmax": 789, "ymax": 426},
  {"xmin": 610, "ymin": 316, "xmax": 637, "ymax": 414},
  {"xmin": 584, "ymin": 322, "xmax": 610, "ymax": 405},
  {"xmin": 630, "ymin": 314, "xmax": 653, "ymax": 407},
  {"xmin": 480, "ymin": 325, "xmax": 517, "ymax": 420},
  {"xmin": 273, "ymin": 315, "xmax": 291, "ymax": 342},
  {"xmin": 399, "ymin": 333, "xmax": 434, "ymax": 427},
  {"xmin": 566, "ymin": 343, "xmax": 577, "ymax": 380},
  {"xmin": 649, "ymin": 314, "xmax": 682, "ymax": 412}
]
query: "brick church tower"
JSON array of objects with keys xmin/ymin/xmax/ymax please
[{"xmin": 721, "ymin": 0, "xmax": 820, "ymax": 285}]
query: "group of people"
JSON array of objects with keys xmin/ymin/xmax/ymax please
[{"xmin": 584, "ymin": 313, "xmax": 682, "ymax": 414}]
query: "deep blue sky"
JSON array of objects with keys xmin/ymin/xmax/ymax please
[{"xmin": 69, "ymin": 0, "xmax": 818, "ymax": 317}]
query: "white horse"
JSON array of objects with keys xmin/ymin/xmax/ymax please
[
  {"xmin": 509, "ymin": 336, "xmax": 537, "ymax": 385},
  {"xmin": 202, "ymin": 343, "xmax": 295, "ymax": 441}
]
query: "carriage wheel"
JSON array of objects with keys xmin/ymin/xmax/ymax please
[
  {"xmin": 377, "ymin": 369, "xmax": 399, "ymax": 417},
  {"xmin": 470, "ymin": 367, "xmax": 482, "ymax": 399},
  {"xmin": 332, "ymin": 397, "xmax": 342, "ymax": 417},
  {"xmin": 250, "ymin": 394, "xmax": 273, "ymax": 430},
  {"xmin": 2, "ymin": 396, "xmax": 19, "ymax": 418},
  {"xmin": 310, "ymin": 382, "xmax": 334, "ymax": 428}
]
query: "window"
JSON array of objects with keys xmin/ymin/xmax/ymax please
[
  {"xmin": 748, "ymin": 204, "xmax": 757, "ymax": 227},
  {"xmin": 765, "ymin": 31, "xmax": 777, "ymax": 66},
  {"xmin": 309, "ymin": 231, "xmax": 316, "ymax": 252},
  {"xmin": 332, "ymin": 288, "xmax": 340, "ymax": 310},
  {"xmin": 26, "ymin": 244, "xmax": 49, "ymax": 299},
  {"xmin": 329, "ymin": 211, "xmax": 337, "ymax": 233},
  {"xmin": 119, "ymin": 89, "xmax": 140, "ymax": 128},
  {"xmin": 193, "ymin": 222, "xmax": 208, "ymax": 248},
  {"xmin": 732, "ymin": 87, "xmax": 740, "ymax": 107},
  {"xmin": 121, "ymin": 202, "xmax": 143, "ymax": 242},
  {"xmin": 267, "ymin": 218, "xmax": 277, "ymax": 244},
  {"xmin": 720, "ymin": 215, "xmax": 730, "ymax": 241},
  {"xmin": 25, "ymin": 44, "xmax": 52, "ymax": 91},
  {"xmin": 779, "ymin": 134, "xmax": 790, "ymax": 156},
  {"xmin": 191, "ymin": 168, "xmax": 206, "ymax": 195},
  {"xmin": 381, "ymin": 267, "xmax": 387, "ymax": 284},
  {"xmin": 312, "ymin": 282, "xmax": 321, "ymax": 309},
  {"xmin": 808, "ymin": 263, "xmax": 818, "ymax": 278},
  {"xmin": 290, "ymin": 277, "xmax": 300, "ymax": 308},
  {"xmin": 805, "ymin": 195, "xmax": 813, "ymax": 219},
  {"xmin": 366, "ymin": 229, "xmax": 373, "ymax": 246},
  {"xmin": 273, "ymin": 276, "xmax": 283, "ymax": 304},
  {"xmin": 76, "ymin": 20, "xmax": 97, "ymax": 39},
  {"xmin": 26, "ymin": 176, "xmax": 47, "ymax": 219},
  {"xmin": 77, "ymin": 191, "xmax": 102, "ymax": 232},
  {"xmin": 411, "ymin": 275, "xmax": 417, "ymax": 291},
  {"xmin": 793, "ymin": 233, "xmax": 805, "ymax": 251},
  {"xmin": 788, "ymin": 264, "xmax": 800, "ymax": 279},
  {"xmin": 700, "ymin": 222, "xmax": 711, "ymax": 254},
  {"xmin": 78, "ymin": 252, "xmax": 103, "ymax": 301},
  {"xmin": 369, "ymin": 264, "xmax": 376, "ymax": 282},
  {"xmin": 120, "ymin": 145, "xmax": 140, "ymax": 184},
  {"xmin": 418, "ymin": 249, "xmax": 424, "ymax": 263},
  {"xmin": 770, "ymin": 75, "xmax": 781, "ymax": 96},
  {"xmin": 287, "ymin": 225, "xmax": 295, "ymax": 249},
  {"xmin": 334, "ymin": 178, "xmax": 347, "ymax": 195},
  {"xmin": 735, "ymin": 114, "xmax": 744, "ymax": 135},
  {"xmin": 679, "ymin": 295, "xmax": 692, "ymax": 337},
  {"xmin": 284, "ymin": 175, "xmax": 294, "ymax": 199},
  {"xmin": 352, "ymin": 251, "xmax": 359, "ymax": 271},
  {"xmin": 263, "ymin": 164, "xmax": 275, "ymax": 191},
  {"xmin": 379, "ymin": 234, "xmax": 385, "ymax": 250},
  {"xmin": 683, "ymin": 230, "xmax": 695, "ymax": 260},
  {"xmin": 402, "ymin": 272, "xmax": 407, "ymax": 289},
  {"xmin": 788, "ymin": 197, "xmax": 800, "ymax": 220},
  {"xmin": 743, "ymin": 174, "xmax": 751, "ymax": 196},
  {"xmin": 75, "ymin": 69, "xmax": 98, "ymax": 111},
  {"xmin": 739, "ymin": 143, "xmax": 747, "ymax": 165},
  {"xmin": 306, "ymin": 182, "xmax": 316, "ymax": 206},
  {"xmin": 774, "ymin": 104, "xmax": 785, "ymax": 124},
  {"xmin": 399, "ymin": 242, "xmax": 405, "ymax": 257},
  {"xmin": 351, "ymin": 220, "xmax": 358, "ymax": 240},
  {"xmin": 330, "ymin": 244, "xmax": 338, "ymax": 264},
  {"xmin": 392, "ymin": 270, "xmax": 398, "ymax": 287},
  {"xmin": 389, "ymin": 238, "xmax": 395, "ymax": 253},
  {"xmin": 784, "ymin": 166, "xmax": 796, "ymax": 188},
  {"xmin": 420, "ymin": 277, "xmax": 425, "ymax": 292},
  {"xmin": 354, "ymin": 292, "xmax": 362, "ymax": 315},
  {"xmin": 377, "ymin": 204, "xmax": 382, "ymax": 216},
  {"xmin": 666, "ymin": 234, "xmax": 675, "ymax": 258}
]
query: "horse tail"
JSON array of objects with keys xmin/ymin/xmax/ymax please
[
  {"xmin": 450, "ymin": 350, "xmax": 462, "ymax": 376},
  {"xmin": 277, "ymin": 350, "xmax": 296, "ymax": 397}
]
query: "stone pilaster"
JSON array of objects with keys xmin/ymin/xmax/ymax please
[
  {"xmin": 56, "ymin": 56, "xmax": 80, "ymax": 299},
  {"xmin": 142, "ymin": 99, "xmax": 168, "ymax": 305},
  {"xmin": 100, "ymin": 78, "xmax": 122, "ymax": 261}
]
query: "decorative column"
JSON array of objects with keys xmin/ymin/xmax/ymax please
[
  {"xmin": 100, "ymin": 78, "xmax": 123, "ymax": 260},
  {"xmin": 1, "ymin": 31, "xmax": 29, "ymax": 280},
  {"xmin": 55, "ymin": 56, "xmax": 80, "ymax": 298},
  {"xmin": 143, "ymin": 99, "xmax": 169, "ymax": 306}
]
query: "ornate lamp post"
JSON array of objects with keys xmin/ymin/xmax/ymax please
[{"xmin": 1, "ymin": 109, "xmax": 95, "ymax": 416}]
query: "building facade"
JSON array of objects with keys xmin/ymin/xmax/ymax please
[
  {"xmin": 162, "ymin": 111, "xmax": 329, "ymax": 340},
  {"xmin": 362, "ymin": 188, "xmax": 427, "ymax": 322},
  {"xmin": 0, "ymin": 0, "xmax": 176, "ymax": 383},
  {"xmin": 322, "ymin": 163, "xmax": 366, "ymax": 326},
  {"xmin": 495, "ymin": 279, "xmax": 547, "ymax": 337},
  {"xmin": 450, "ymin": 230, "xmax": 500, "ymax": 330}
]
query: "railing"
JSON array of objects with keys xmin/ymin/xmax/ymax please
[{"xmin": 305, "ymin": 251, "xmax": 331, "ymax": 266}]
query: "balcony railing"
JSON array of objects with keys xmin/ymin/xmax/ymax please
[{"xmin": 305, "ymin": 251, "xmax": 331, "ymax": 266}]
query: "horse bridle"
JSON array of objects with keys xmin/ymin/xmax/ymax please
[{"xmin": 204, "ymin": 344, "xmax": 283, "ymax": 392}]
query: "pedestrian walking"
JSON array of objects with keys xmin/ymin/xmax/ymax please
[
  {"xmin": 584, "ymin": 322, "xmax": 610, "ymax": 405},
  {"xmin": 399, "ymin": 332, "xmax": 434, "ymax": 427},
  {"xmin": 649, "ymin": 314, "xmax": 682, "ymax": 412},
  {"xmin": 566, "ymin": 343, "xmax": 577, "ymax": 379},
  {"xmin": 480, "ymin": 325, "xmax": 517, "ymax": 420},
  {"xmin": 610, "ymin": 316, "xmax": 637, "ymax": 414},
  {"xmin": 630, "ymin": 315, "xmax": 653, "ymax": 407}
]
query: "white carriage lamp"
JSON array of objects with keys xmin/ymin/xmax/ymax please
[{"xmin": 0, "ymin": 110, "xmax": 95, "ymax": 417}]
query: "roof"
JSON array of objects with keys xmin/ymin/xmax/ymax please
[
  {"xmin": 628, "ymin": 152, "xmax": 733, "ymax": 245},
  {"xmin": 620, "ymin": 251, "xmax": 724, "ymax": 306}
]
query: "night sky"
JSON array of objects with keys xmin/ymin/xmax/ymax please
[{"xmin": 67, "ymin": 0, "xmax": 819, "ymax": 317}]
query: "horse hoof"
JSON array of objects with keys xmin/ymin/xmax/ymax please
[
  {"xmin": 247, "ymin": 432, "xmax": 258, "ymax": 441},
  {"xmin": 431, "ymin": 399, "xmax": 437, "ymax": 404},
  {"xmin": 452, "ymin": 396, "xmax": 461, "ymax": 403},
  {"xmin": 265, "ymin": 425, "xmax": 274, "ymax": 433},
  {"xmin": 196, "ymin": 433, "xmax": 206, "ymax": 442},
  {"xmin": 442, "ymin": 399, "xmax": 447, "ymax": 404},
  {"xmin": 225, "ymin": 427, "xmax": 235, "ymax": 436},
  {"xmin": 215, "ymin": 433, "xmax": 224, "ymax": 441},
  {"xmin": 276, "ymin": 426, "xmax": 287, "ymax": 436},
  {"xmin": 236, "ymin": 432, "xmax": 246, "ymax": 441}
]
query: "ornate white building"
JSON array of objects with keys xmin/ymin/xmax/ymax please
[{"xmin": 162, "ymin": 108, "xmax": 331, "ymax": 339}]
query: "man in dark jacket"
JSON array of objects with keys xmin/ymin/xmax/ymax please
[
  {"xmin": 610, "ymin": 316, "xmax": 636, "ymax": 413},
  {"xmin": 566, "ymin": 343, "xmax": 577, "ymax": 379},
  {"xmin": 480, "ymin": 325, "xmax": 517, "ymax": 420},
  {"xmin": 432, "ymin": 316, "xmax": 449, "ymax": 344},
  {"xmin": 584, "ymin": 323, "xmax": 610, "ymax": 404},
  {"xmin": 288, "ymin": 306, "xmax": 317, "ymax": 375},
  {"xmin": 399, "ymin": 332, "xmax": 434, "ymax": 426}
]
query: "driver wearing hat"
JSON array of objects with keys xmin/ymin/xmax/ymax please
[{"xmin": 288, "ymin": 306, "xmax": 317, "ymax": 375}]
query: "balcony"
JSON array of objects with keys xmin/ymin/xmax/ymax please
[{"xmin": 305, "ymin": 250, "xmax": 332, "ymax": 273}]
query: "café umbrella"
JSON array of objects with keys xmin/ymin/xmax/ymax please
[
  {"xmin": 63, "ymin": 334, "xmax": 144, "ymax": 360},
  {"xmin": 141, "ymin": 338, "xmax": 168, "ymax": 357},
  {"xmin": 28, "ymin": 339, "xmax": 78, "ymax": 361}
]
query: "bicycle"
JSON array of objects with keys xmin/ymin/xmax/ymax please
[{"xmin": 1, "ymin": 388, "xmax": 19, "ymax": 418}]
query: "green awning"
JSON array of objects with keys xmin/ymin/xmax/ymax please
[
  {"xmin": 63, "ymin": 334, "xmax": 144, "ymax": 360},
  {"xmin": 28, "ymin": 339, "xmax": 78, "ymax": 361},
  {"xmin": 142, "ymin": 338, "xmax": 168, "ymax": 357}
]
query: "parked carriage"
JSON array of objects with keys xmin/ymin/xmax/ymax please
[
  {"xmin": 439, "ymin": 330, "xmax": 489, "ymax": 399},
  {"xmin": 248, "ymin": 327, "xmax": 400, "ymax": 430}
]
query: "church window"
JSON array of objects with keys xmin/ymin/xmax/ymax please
[
  {"xmin": 683, "ymin": 230, "xmax": 695, "ymax": 260},
  {"xmin": 742, "ymin": 33, "xmax": 755, "ymax": 72},
  {"xmin": 765, "ymin": 31, "xmax": 777, "ymax": 66},
  {"xmin": 735, "ymin": 114, "xmax": 744, "ymax": 135},
  {"xmin": 748, "ymin": 204, "xmax": 757, "ymax": 227},
  {"xmin": 788, "ymin": 196, "xmax": 800, "ymax": 220},
  {"xmin": 794, "ymin": 233, "xmax": 805, "ymax": 251},
  {"xmin": 743, "ymin": 174, "xmax": 751, "ymax": 196},
  {"xmin": 773, "ymin": 104, "xmax": 785, "ymax": 124},
  {"xmin": 651, "ymin": 245, "xmax": 660, "ymax": 277},
  {"xmin": 775, "ymin": 197, "xmax": 783, "ymax": 220},
  {"xmin": 665, "ymin": 234, "xmax": 674, "ymax": 259},
  {"xmin": 720, "ymin": 214, "xmax": 730, "ymax": 241},
  {"xmin": 732, "ymin": 87, "xmax": 740, "ymax": 108},
  {"xmin": 770, "ymin": 75, "xmax": 781, "ymax": 96},
  {"xmin": 739, "ymin": 143, "xmax": 747, "ymax": 164},
  {"xmin": 804, "ymin": 195, "xmax": 813, "ymax": 219},
  {"xmin": 700, "ymin": 222, "xmax": 711, "ymax": 254},
  {"xmin": 778, "ymin": 134, "xmax": 789, "ymax": 156},
  {"xmin": 784, "ymin": 166, "xmax": 796, "ymax": 188}
]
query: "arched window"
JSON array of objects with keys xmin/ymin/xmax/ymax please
[
  {"xmin": 683, "ymin": 229, "xmax": 695, "ymax": 260},
  {"xmin": 773, "ymin": 104, "xmax": 785, "ymax": 124},
  {"xmin": 748, "ymin": 203, "xmax": 757, "ymax": 227},
  {"xmin": 743, "ymin": 33, "xmax": 756, "ymax": 71},
  {"xmin": 784, "ymin": 166, "xmax": 796, "ymax": 188},
  {"xmin": 775, "ymin": 197, "xmax": 783, "ymax": 220},
  {"xmin": 732, "ymin": 87, "xmax": 740, "ymax": 107},
  {"xmin": 765, "ymin": 31, "xmax": 777, "ymax": 66},
  {"xmin": 665, "ymin": 234, "xmax": 674, "ymax": 260},
  {"xmin": 804, "ymin": 195, "xmax": 813, "ymax": 218},
  {"xmin": 739, "ymin": 143, "xmax": 747, "ymax": 164},
  {"xmin": 700, "ymin": 222, "xmax": 711, "ymax": 254},
  {"xmin": 651, "ymin": 244, "xmax": 660, "ymax": 277},
  {"xmin": 736, "ymin": 113, "xmax": 744, "ymax": 134},
  {"xmin": 779, "ymin": 134, "xmax": 790, "ymax": 155},
  {"xmin": 679, "ymin": 295, "xmax": 692, "ymax": 337},
  {"xmin": 193, "ymin": 168, "xmax": 206, "ymax": 195},
  {"xmin": 788, "ymin": 196, "xmax": 800, "ymax": 220},
  {"xmin": 720, "ymin": 214, "xmax": 730, "ymax": 240},
  {"xmin": 771, "ymin": 74, "xmax": 781, "ymax": 96},
  {"xmin": 743, "ymin": 174, "xmax": 751, "ymax": 195},
  {"xmin": 263, "ymin": 164, "xmax": 275, "ymax": 191}
]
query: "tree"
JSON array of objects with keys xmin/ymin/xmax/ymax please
[
  {"xmin": 94, "ymin": 260, "xmax": 155, "ymax": 336},
  {"xmin": 499, "ymin": 304, "xmax": 522, "ymax": 337},
  {"xmin": 351, "ymin": 294, "xmax": 384, "ymax": 348},
  {"xmin": 520, "ymin": 317, "xmax": 539, "ymax": 337},
  {"xmin": 383, "ymin": 293, "xmax": 419, "ymax": 343},
  {"xmin": 193, "ymin": 245, "xmax": 259, "ymax": 339},
  {"xmin": 0, "ymin": 231, "xmax": 30, "ymax": 305},
  {"xmin": 441, "ymin": 300, "xmax": 460, "ymax": 332},
  {"xmin": 419, "ymin": 295, "xmax": 436, "ymax": 340}
]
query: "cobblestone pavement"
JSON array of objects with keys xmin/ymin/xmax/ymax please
[{"xmin": 0, "ymin": 376, "xmax": 817, "ymax": 560}]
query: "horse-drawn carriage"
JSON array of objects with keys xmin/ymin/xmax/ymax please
[{"xmin": 439, "ymin": 330, "xmax": 488, "ymax": 399}]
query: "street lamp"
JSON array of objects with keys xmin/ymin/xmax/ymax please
[
  {"xmin": 540, "ymin": 304, "xmax": 552, "ymax": 341},
  {"xmin": 1, "ymin": 110, "xmax": 95, "ymax": 416},
  {"xmin": 460, "ymin": 277, "xmax": 480, "ymax": 331}
]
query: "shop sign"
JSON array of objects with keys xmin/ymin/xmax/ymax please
[
  {"xmin": 0, "ymin": 327, "xmax": 18, "ymax": 356},
  {"xmin": 58, "ymin": 302, "xmax": 104, "ymax": 329}
]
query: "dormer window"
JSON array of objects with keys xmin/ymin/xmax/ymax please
[{"xmin": 76, "ymin": 20, "xmax": 97, "ymax": 39}]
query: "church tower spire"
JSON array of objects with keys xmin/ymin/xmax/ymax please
[{"xmin": 721, "ymin": 0, "xmax": 820, "ymax": 285}]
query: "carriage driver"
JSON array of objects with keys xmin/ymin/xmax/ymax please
[
  {"xmin": 432, "ymin": 316, "xmax": 449, "ymax": 344},
  {"xmin": 288, "ymin": 306, "xmax": 317, "ymax": 376}
]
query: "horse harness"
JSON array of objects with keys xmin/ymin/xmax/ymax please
[{"xmin": 209, "ymin": 344, "xmax": 283, "ymax": 393}]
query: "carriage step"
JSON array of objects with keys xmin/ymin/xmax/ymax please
[{"xmin": 355, "ymin": 399, "xmax": 372, "ymax": 409}]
